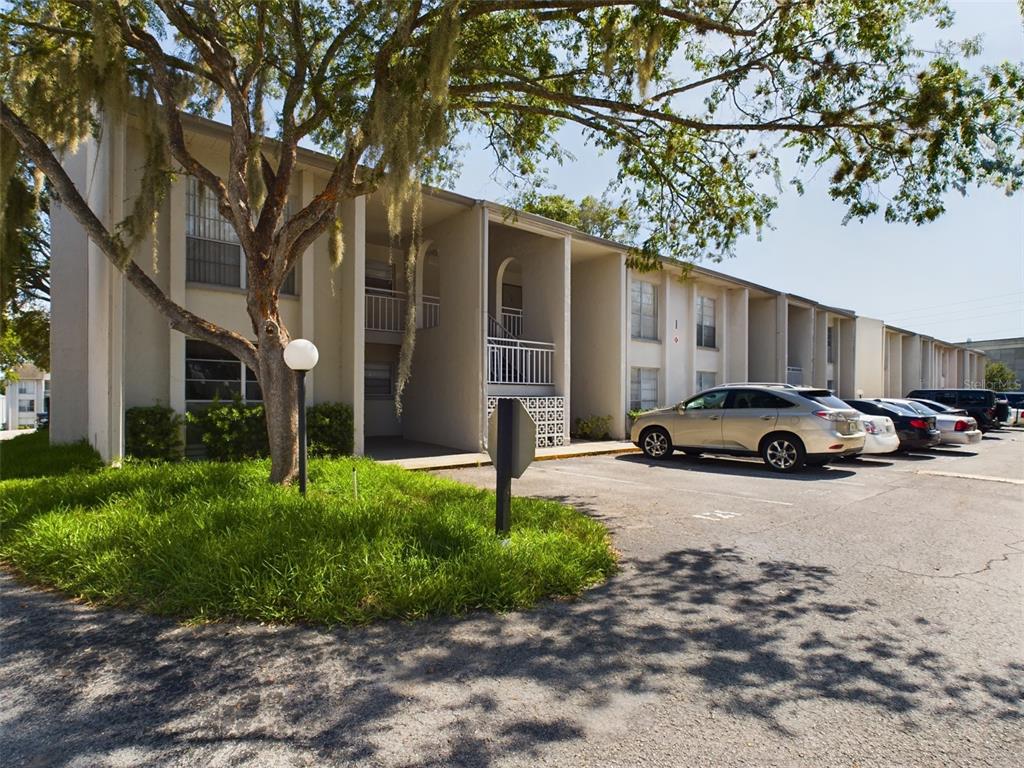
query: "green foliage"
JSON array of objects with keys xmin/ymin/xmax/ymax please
[
  {"xmin": 0, "ymin": 430, "xmax": 101, "ymax": 479},
  {"xmin": 306, "ymin": 402, "xmax": 354, "ymax": 457},
  {"xmin": 188, "ymin": 400, "xmax": 354, "ymax": 461},
  {"xmin": 985, "ymin": 361, "xmax": 1019, "ymax": 391},
  {"xmin": 513, "ymin": 191, "xmax": 640, "ymax": 244},
  {"xmin": 187, "ymin": 400, "xmax": 269, "ymax": 461},
  {"xmin": 125, "ymin": 405, "xmax": 183, "ymax": 461},
  {"xmin": 573, "ymin": 414, "xmax": 614, "ymax": 441},
  {"xmin": 0, "ymin": 458, "xmax": 617, "ymax": 625},
  {"xmin": 1, "ymin": 155, "xmax": 50, "ymax": 378}
]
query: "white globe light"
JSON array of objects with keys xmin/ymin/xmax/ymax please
[{"xmin": 284, "ymin": 339, "xmax": 319, "ymax": 371}]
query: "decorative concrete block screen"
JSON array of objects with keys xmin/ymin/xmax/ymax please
[{"xmin": 487, "ymin": 396, "xmax": 567, "ymax": 448}]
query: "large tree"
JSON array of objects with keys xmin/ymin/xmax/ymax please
[{"xmin": 1, "ymin": 1, "xmax": 1021, "ymax": 483}]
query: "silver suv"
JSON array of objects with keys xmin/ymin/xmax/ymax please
[{"xmin": 630, "ymin": 385, "xmax": 865, "ymax": 472}]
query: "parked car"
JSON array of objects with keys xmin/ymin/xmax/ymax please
[
  {"xmin": 631, "ymin": 385, "xmax": 865, "ymax": 472},
  {"xmin": 994, "ymin": 395, "xmax": 1011, "ymax": 424},
  {"xmin": 35, "ymin": 411, "xmax": 49, "ymax": 429},
  {"xmin": 852, "ymin": 413, "xmax": 900, "ymax": 456},
  {"xmin": 998, "ymin": 392, "xmax": 1023, "ymax": 427},
  {"xmin": 844, "ymin": 399, "xmax": 941, "ymax": 451},
  {"xmin": 905, "ymin": 389, "xmax": 1001, "ymax": 431},
  {"xmin": 884, "ymin": 399, "xmax": 981, "ymax": 446}
]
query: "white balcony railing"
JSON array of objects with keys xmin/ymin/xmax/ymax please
[
  {"xmin": 501, "ymin": 307, "xmax": 523, "ymax": 338},
  {"xmin": 487, "ymin": 337, "xmax": 555, "ymax": 385},
  {"xmin": 366, "ymin": 288, "xmax": 406, "ymax": 332},
  {"xmin": 366, "ymin": 288, "xmax": 440, "ymax": 331},
  {"xmin": 423, "ymin": 295, "xmax": 440, "ymax": 328}
]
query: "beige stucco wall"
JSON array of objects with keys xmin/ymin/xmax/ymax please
[
  {"xmin": 724, "ymin": 288, "xmax": 749, "ymax": 384},
  {"xmin": 854, "ymin": 317, "xmax": 885, "ymax": 397},
  {"xmin": 401, "ymin": 205, "xmax": 485, "ymax": 451},
  {"xmin": 748, "ymin": 296, "xmax": 781, "ymax": 382},
  {"xmin": 570, "ymin": 253, "xmax": 626, "ymax": 436}
]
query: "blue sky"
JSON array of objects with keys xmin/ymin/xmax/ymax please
[{"xmin": 452, "ymin": 1, "xmax": 1024, "ymax": 344}]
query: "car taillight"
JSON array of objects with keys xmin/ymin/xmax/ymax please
[
  {"xmin": 814, "ymin": 410, "xmax": 845, "ymax": 421},
  {"xmin": 954, "ymin": 420, "xmax": 971, "ymax": 432},
  {"xmin": 908, "ymin": 418, "xmax": 929, "ymax": 430},
  {"xmin": 863, "ymin": 421, "xmax": 879, "ymax": 435}
]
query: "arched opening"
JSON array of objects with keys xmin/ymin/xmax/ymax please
[{"xmin": 494, "ymin": 256, "xmax": 523, "ymax": 337}]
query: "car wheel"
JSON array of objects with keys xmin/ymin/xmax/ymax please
[
  {"xmin": 640, "ymin": 427, "xmax": 673, "ymax": 460},
  {"xmin": 760, "ymin": 433, "xmax": 806, "ymax": 472}
]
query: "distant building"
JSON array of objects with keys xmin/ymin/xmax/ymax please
[
  {"xmin": 2, "ymin": 364, "xmax": 50, "ymax": 430},
  {"xmin": 963, "ymin": 337, "xmax": 1024, "ymax": 390}
]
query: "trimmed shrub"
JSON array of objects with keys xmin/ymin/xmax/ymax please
[
  {"xmin": 307, "ymin": 402, "xmax": 354, "ymax": 457},
  {"xmin": 573, "ymin": 414, "xmax": 613, "ymax": 440},
  {"xmin": 187, "ymin": 399, "xmax": 354, "ymax": 461},
  {"xmin": 125, "ymin": 405, "xmax": 184, "ymax": 461},
  {"xmin": 187, "ymin": 399, "xmax": 269, "ymax": 461}
]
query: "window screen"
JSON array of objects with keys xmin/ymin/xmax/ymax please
[
  {"xmin": 696, "ymin": 296, "xmax": 716, "ymax": 348},
  {"xmin": 631, "ymin": 281, "xmax": 658, "ymax": 340},
  {"xmin": 630, "ymin": 367, "xmax": 659, "ymax": 411}
]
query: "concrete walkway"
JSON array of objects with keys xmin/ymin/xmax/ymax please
[{"xmin": 377, "ymin": 440, "xmax": 639, "ymax": 470}]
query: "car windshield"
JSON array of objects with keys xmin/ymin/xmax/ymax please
[
  {"xmin": 685, "ymin": 390, "xmax": 727, "ymax": 410},
  {"xmin": 800, "ymin": 390, "xmax": 851, "ymax": 410},
  {"xmin": 915, "ymin": 399, "xmax": 952, "ymax": 412}
]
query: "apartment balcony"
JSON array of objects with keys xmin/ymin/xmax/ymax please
[
  {"xmin": 500, "ymin": 307, "xmax": 523, "ymax": 338},
  {"xmin": 365, "ymin": 287, "xmax": 439, "ymax": 332},
  {"xmin": 487, "ymin": 336, "xmax": 555, "ymax": 387}
]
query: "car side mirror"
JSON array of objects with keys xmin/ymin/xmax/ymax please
[{"xmin": 676, "ymin": 403, "xmax": 686, "ymax": 413}]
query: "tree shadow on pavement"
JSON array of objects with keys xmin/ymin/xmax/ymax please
[{"xmin": 2, "ymin": 543, "xmax": 1021, "ymax": 766}]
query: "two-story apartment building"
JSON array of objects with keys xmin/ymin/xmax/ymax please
[
  {"xmin": 1, "ymin": 365, "xmax": 50, "ymax": 430},
  {"xmin": 48, "ymin": 113, "xmax": 986, "ymax": 462}
]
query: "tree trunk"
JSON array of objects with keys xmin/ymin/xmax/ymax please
[{"xmin": 255, "ymin": 313, "xmax": 299, "ymax": 485}]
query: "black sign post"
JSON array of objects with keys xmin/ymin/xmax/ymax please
[{"xmin": 495, "ymin": 398, "xmax": 514, "ymax": 535}]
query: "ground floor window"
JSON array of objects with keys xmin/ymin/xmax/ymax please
[
  {"xmin": 364, "ymin": 363, "xmax": 394, "ymax": 399},
  {"xmin": 18, "ymin": 399, "xmax": 35, "ymax": 412},
  {"xmin": 630, "ymin": 367, "xmax": 659, "ymax": 411},
  {"xmin": 184, "ymin": 339, "xmax": 262, "ymax": 456},
  {"xmin": 696, "ymin": 371, "xmax": 717, "ymax": 392}
]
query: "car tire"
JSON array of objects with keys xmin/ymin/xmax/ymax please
[
  {"xmin": 640, "ymin": 427, "xmax": 673, "ymax": 460},
  {"xmin": 760, "ymin": 433, "xmax": 806, "ymax": 472}
]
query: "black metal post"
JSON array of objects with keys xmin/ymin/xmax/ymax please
[
  {"xmin": 495, "ymin": 398, "xmax": 513, "ymax": 535},
  {"xmin": 297, "ymin": 370, "xmax": 308, "ymax": 496}
]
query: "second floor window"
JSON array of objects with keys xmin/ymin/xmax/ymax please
[
  {"xmin": 696, "ymin": 295, "xmax": 716, "ymax": 348},
  {"xmin": 631, "ymin": 281, "xmax": 658, "ymax": 340},
  {"xmin": 185, "ymin": 177, "xmax": 296, "ymax": 294},
  {"xmin": 827, "ymin": 326, "xmax": 834, "ymax": 364}
]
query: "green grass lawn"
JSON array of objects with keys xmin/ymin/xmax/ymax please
[
  {"xmin": 0, "ymin": 433, "xmax": 616, "ymax": 624},
  {"xmin": 0, "ymin": 429, "xmax": 103, "ymax": 479}
]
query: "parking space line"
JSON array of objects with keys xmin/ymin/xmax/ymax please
[
  {"xmin": 915, "ymin": 470, "xmax": 1024, "ymax": 486},
  {"xmin": 530, "ymin": 466, "xmax": 794, "ymax": 506}
]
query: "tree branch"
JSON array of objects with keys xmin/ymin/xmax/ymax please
[{"xmin": 0, "ymin": 100, "xmax": 258, "ymax": 369}]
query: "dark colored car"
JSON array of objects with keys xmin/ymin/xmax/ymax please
[
  {"xmin": 905, "ymin": 389, "xmax": 1000, "ymax": 431},
  {"xmin": 845, "ymin": 399, "xmax": 941, "ymax": 451},
  {"xmin": 1001, "ymin": 392, "xmax": 1024, "ymax": 409},
  {"xmin": 35, "ymin": 411, "xmax": 49, "ymax": 429}
]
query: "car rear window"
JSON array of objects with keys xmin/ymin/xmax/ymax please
[
  {"xmin": 899, "ymin": 400, "xmax": 935, "ymax": 415},
  {"xmin": 801, "ymin": 390, "xmax": 851, "ymax": 410}
]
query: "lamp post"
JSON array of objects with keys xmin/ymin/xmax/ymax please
[{"xmin": 283, "ymin": 339, "xmax": 319, "ymax": 495}]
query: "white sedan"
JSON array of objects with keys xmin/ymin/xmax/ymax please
[
  {"xmin": 858, "ymin": 414, "xmax": 900, "ymax": 454},
  {"xmin": 889, "ymin": 399, "xmax": 982, "ymax": 446}
]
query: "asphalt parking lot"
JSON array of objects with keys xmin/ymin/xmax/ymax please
[{"xmin": 2, "ymin": 430, "xmax": 1021, "ymax": 767}]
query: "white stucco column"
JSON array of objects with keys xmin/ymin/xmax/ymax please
[
  {"xmin": 168, "ymin": 174, "xmax": 186, "ymax": 417},
  {"xmin": 299, "ymin": 171, "xmax": 316, "ymax": 405}
]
